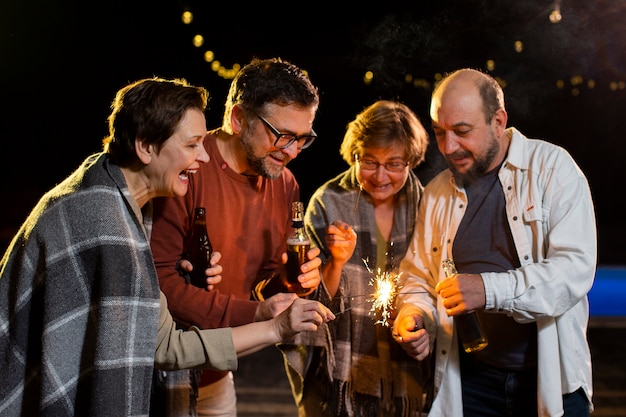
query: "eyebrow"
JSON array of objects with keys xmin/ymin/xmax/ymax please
[
  {"xmin": 361, "ymin": 155, "xmax": 405, "ymax": 161},
  {"xmin": 432, "ymin": 121, "xmax": 472, "ymax": 129}
]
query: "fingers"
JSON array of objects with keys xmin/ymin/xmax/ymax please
[
  {"xmin": 301, "ymin": 255, "xmax": 322, "ymax": 271},
  {"xmin": 393, "ymin": 325, "xmax": 424, "ymax": 343},
  {"xmin": 270, "ymin": 299, "xmax": 335, "ymax": 341},
  {"xmin": 201, "ymin": 257, "xmax": 223, "ymax": 290},
  {"xmin": 267, "ymin": 292, "xmax": 299, "ymax": 303},
  {"xmin": 331, "ymin": 219, "xmax": 352, "ymax": 229},
  {"xmin": 178, "ymin": 259, "xmax": 193, "ymax": 272},
  {"xmin": 205, "ymin": 263, "xmax": 223, "ymax": 278},
  {"xmin": 393, "ymin": 314, "xmax": 425, "ymax": 342},
  {"xmin": 325, "ymin": 222, "xmax": 357, "ymax": 264},
  {"xmin": 298, "ymin": 252, "xmax": 322, "ymax": 292},
  {"xmin": 261, "ymin": 293, "xmax": 298, "ymax": 319},
  {"xmin": 412, "ymin": 338, "xmax": 431, "ymax": 361},
  {"xmin": 330, "ymin": 220, "xmax": 357, "ymax": 236},
  {"xmin": 293, "ymin": 299, "xmax": 335, "ymax": 325},
  {"xmin": 306, "ymin": 246, "xmax": 321, "ymax": 260},
  {"xmin": 393, "ymin": 327, "xmax": 430, "ymax": 360},
  {"xmin": 313, "ymin": 301, "xmax": 335, "ymax": 322},
  {"xmin": 204, "ymin": 275, "xmax": 222, "ymax": 291},
  {"xmin": 434, "ymin": 277, "xmax": 453, "ymax": 294},
  {"xmin": 437, "ymin": 277, "xmax": 460, "ymax": 315},
  {"xmin": 326, "ymin": 222, "xmax": 357, "ymax": 242},
  {"xmin": 437, "ymin": 278, "xmax": 470, "ymax": 316},
  {"xmin": 209, "ymin": 251, "xmax": 222, "ymax": 265}
]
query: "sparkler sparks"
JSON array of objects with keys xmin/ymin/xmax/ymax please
[
  {"xmin": 368, "ymin": 269, "xmax": 401, "ymax": 326},
  {"xmin": 363, "ymin": 258, "xmax": 402, "ymax": 327},
  {"xmin": 333, "ymin": 259, "xmax": 425, "ymax": 325}
]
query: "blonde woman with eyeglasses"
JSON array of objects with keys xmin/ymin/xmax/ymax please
[{"xmin": 280, "ymin": 100, "xmax": 433, "ymax": 417}]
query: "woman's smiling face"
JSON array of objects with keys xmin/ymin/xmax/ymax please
[
  {"xmin": 148, "ymin": 107, "xmax": 209, "ymax": 198},
  {"xmin": 356, "ymin": 144, "xmax": 409, "ymax": 205}
]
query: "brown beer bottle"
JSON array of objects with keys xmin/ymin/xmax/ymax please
[
  {"xmin": 441, "ymin": 258, "xmax": 488, "ymax": 353},
  {"xmin": 185, "ymin": 207, "xmax": 213, "ymax": 288},
  {"xmin": 281, "ymin": 201, "xmax": 311, "ymax": 295},
  {"xmin": 254, "ymin": 201, "xmax": 310, "ymax": 301}
]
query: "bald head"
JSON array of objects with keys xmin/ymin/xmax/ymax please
[
  {"xmin": 431, "ymin": 69, "xmax": 505, "ymax": 125},
  {"xmin": 429, "ymin": 69, "xmax": 510, "ymax": 182}
]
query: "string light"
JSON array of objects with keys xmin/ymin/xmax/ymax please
[
  {"xmin": 181, "ymin": 10, "xmax": 193, "ymax": 24},
  {"xmin": 180, "ymin": 7, "xmax": 241, "ymax": 80},
  {"xmin": 549, "ymin": 1, "xmax": 563, "ymax": 23},
  {"xmin": 177, "ymin": 3, "xmax": 623, "ymax": 92},
  {"xmin": 363, "ymin": 71, "xmax": 374, "ymax": 85}
]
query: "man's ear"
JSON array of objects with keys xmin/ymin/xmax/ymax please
[
  {"xmin": 493, "ymin": 108, "xmax": 508, "ymax": 137},
  {"xmin": 135, "ymin": 138, "xmax": 153, "ymax": 164},
  {"xmin": 230, "ymin": 104, "xmax": 245, "ymax": 134}
]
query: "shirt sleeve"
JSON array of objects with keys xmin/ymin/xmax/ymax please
[{"xmin": 154, "ymin": 291, "xmax": 238, "ymax": 371}]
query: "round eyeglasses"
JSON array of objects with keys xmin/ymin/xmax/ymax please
[
  {"xmin": 257, "ymin": 115, "xmax": 317, "ymax": 150},
  {"xmin": 355, "ymin": 155, "xmax": 409, "ymax": 173}
]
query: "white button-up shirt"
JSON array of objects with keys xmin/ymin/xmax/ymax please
[{"xmin": 396, "ymin": 127, "xmax": 596, "ymax": 417}]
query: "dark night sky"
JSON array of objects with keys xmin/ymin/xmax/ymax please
[{"xmin": 1, "ymin": 0, "xmax": 625, "ymax": 264}]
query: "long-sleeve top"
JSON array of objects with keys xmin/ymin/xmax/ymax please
[
  {"xmin": 150, "ymin": 129, "xmax": 299, "ymax": 385},
  {"xmin": 0, "ymin": 153, "xmax": 237, "ymax": 417},
  {"xmin": 281, "ymin": 166, "xmax": 426, "ymax": 416},
  {"xmin": 156, "ymin": 291, "xmax": 236, "ymax": 371},
  {"xmin": 396, "ymin": 128, "xmax": 597, "ymax": 417}
]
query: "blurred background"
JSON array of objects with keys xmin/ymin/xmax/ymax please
[
  {"xmin": 1, "ymin": 0, "xmax": 624, "ymax": 265},
  {"xmin": 2, "ymin": 2, "xmax": 626, "ymax": 415}
]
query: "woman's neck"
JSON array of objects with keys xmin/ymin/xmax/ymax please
[{"xmin": 374, "ymin": 195, "xmax": 397, "ymax": 242}]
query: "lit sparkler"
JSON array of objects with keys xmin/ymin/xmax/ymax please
[
  {"xmin": 333, "ymin": 259, "xmax": 424, "ymax": 325},
  {"xmin": 363, "ymin": 258, "xmax": 402, "ymax": 327}
]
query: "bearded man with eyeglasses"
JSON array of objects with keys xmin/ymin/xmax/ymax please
[{"xmin": 149, "ymin": 57, "xmax": 322, "ymax": 417}]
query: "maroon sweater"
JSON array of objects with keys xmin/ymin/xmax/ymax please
[{"xmin": 151, "ymin": 130, "xmax": 299, "ymax": 385}]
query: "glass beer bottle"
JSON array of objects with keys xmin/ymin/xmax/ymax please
[
  {"xmin": 441, "ymin": 257, "xmax": 488, "ymax": 353},
  {"xmin": 185, "ymin": 207, "xmax": 213, "ymax": 288},
  {"xmin": 281, "ymin": 201, "xmax": 310, "ymax": 295}
]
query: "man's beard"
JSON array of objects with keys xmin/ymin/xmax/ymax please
[
  {"xmin": 448, "ymin": 129, "xmax": 500, "ymax": 186},
  {"xmin": 239, "ymin": 127, "xmax": 289, "ymax": 180}
]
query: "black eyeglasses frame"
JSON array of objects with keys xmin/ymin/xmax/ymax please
[{"xmin": 257, "ymin": 115, "xmax": 317, "ymax": 150}]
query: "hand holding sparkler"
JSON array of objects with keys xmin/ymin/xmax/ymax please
[
  {"xmin": 322, "ymin": 220, "xmax": 357, "ymax": 297},
  {"xmin": 324, "ymin": 221, "xmax": 357, "ymax": 266},
  {"xmin": 327, "ymin": 261, "xmax": 402, "ymax": 325},
  {"xmin": 392, "ymin": 307, "xmax": 431, "ymax": 361},
  {"xmin": 358, "ymin": 257, "xmax": 430, "ymax": 327},
  {"xmin": 331, "ymin": 258, "xmax": 429, "ymax": 329}
]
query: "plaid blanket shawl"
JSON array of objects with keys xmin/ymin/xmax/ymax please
[
  {"xmin": 0, "ymin": 153, "xmax": 161, "ymax": 416},
  {"xmin": 280, "ymin": 167, "xmax": 428, "ymax": 416}
]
